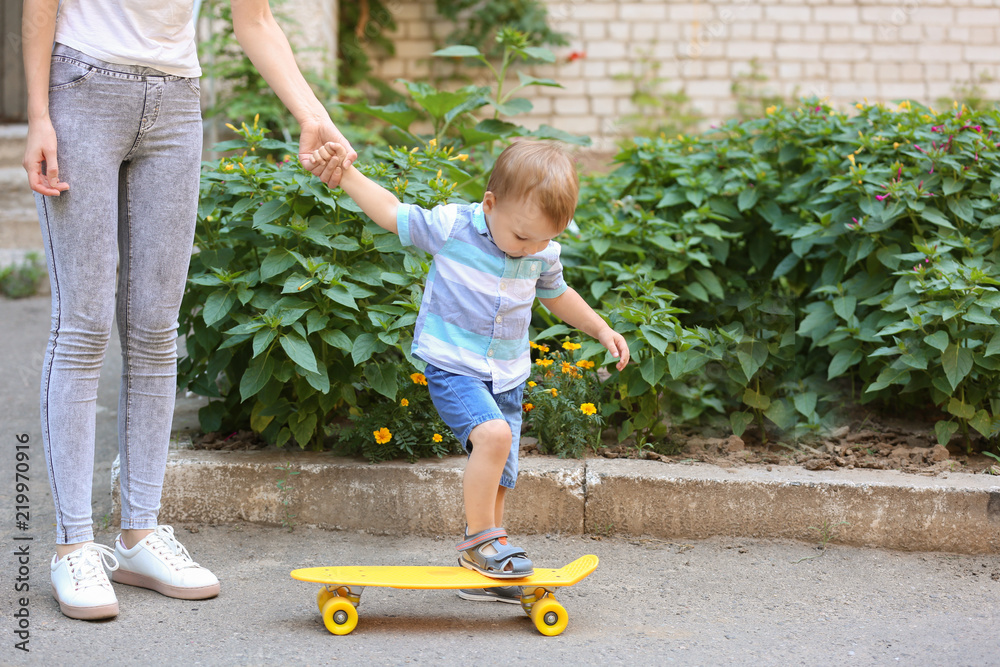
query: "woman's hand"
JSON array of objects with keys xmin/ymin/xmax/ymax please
[
  {"xmin": 298, "ymin": 117, "xmax": 357, "ymax": 188},
  {"xmin": 24, "ymin": 117, "xmax": 68, "ymax": 196}
]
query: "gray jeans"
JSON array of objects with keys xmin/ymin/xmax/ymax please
[{"xmin": 36, "ymin": 44, "xmax": 202, "ymax": 545}]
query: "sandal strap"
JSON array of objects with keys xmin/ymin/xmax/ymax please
[{"xmin": 455, "ymin": 527, "xmax": 508, "ymax": 552}]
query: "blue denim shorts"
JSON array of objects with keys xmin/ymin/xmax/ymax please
[{"xmin": 423, "ymin": 364, "xmax": 524, "ymax": 489}]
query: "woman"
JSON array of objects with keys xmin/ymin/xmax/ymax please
[{"xmin": 22, "ymin": 0, "xmax": 354, "ymax": 620}]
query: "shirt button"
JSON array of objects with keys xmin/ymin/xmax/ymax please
[
  {"xmin": 499, "ymin": 282, "xmax": 507, "ymax": 291},
  {"xmin": 495, "ymin": 315, "xmax": 502, "ymax": 323},
  {"xmin": 487, "ymin": 349, "xmax": 495, "ymax": 357}
]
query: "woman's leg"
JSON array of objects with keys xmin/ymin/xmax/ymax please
[
  {"xmin": 112, "ymin": 74, "xmax": 202, "ymax": 539},
  {"xmin": 39, "ymin": 54, "xmax": 145, "ymax": 549}
]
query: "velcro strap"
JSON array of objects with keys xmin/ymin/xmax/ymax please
[{"xmin": 455, "ymin": 527, "xmax": 508, "ymax": 552}]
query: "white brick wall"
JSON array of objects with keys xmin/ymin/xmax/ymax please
[{"xmin": 367, "ymin": 0, "xmax": 1000, "ymax": 151}]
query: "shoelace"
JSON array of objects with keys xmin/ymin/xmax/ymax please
[
  {"xmin": 147, "ymin": 525, "xmax": 201, "ymax": 571},
  {"xmin": 68, "ymin": 543, "xmax": 119, "ymax": 589}
]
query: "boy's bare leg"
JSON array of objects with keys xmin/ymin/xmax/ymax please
[
  {"xmin": 494, "ymin": 486, "xmax": 507, "ymax": 528},
  {"xmin": 464, "ymin": 419, "xmax": 512, "ymax": 535}
]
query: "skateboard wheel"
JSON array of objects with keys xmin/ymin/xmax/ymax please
[
  {"xmin": 322, "ymin": 597, "xmax": 359, "ymax": 635},
  {"xmin": 530, "ymin": 598, "xmax": 568, "ymax": 637},
  {"xmin": 317, "ymin": 587, "xmax": 334, "ymax": 613}
]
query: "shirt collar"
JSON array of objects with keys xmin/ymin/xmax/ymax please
[{"xmin": 471, "ymin": 202, "xmax": 490, "ymax": 238}]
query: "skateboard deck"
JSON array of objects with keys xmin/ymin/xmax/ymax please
[{"xmin": 291, "ymin": 554, "xmax": 598, "ymax": 636}]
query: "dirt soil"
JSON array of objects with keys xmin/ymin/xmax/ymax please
[{"xmin": 587, "ymin": 415, "xmax": 1000, "ymax": 477}]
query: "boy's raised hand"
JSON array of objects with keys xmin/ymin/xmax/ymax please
[{"xmin": 598, "ymin": 329, "xmax": 631, "ymax": 371}]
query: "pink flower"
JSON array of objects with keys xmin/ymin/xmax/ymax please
[
  {"xmin": 929, "ymin": 167, "xmax": 934, "ymax": 174},
  {"xmin": 931, "ymin": 126, "xmax": 943, "ymax": 132},
  {"xmin": 876, "ymin": 194, "xmax": 889, "ymax": 201},
  {"xmin": 913, "ymin": 144, "xmax": 925, "ymax": 153}
]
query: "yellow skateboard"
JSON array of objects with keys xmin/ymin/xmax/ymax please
[{"xmin": 291, "ymin": 554, "xmax": 598, "ymax": 637}]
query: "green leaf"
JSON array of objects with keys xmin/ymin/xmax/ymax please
[
  {"xmin": 730, "ymin": 411, "xmax": 754, "ymax": 437},
  {"xmin": 866, "ymin": 366, "xmax": 911, "ymax": 393},
  {"xmin": 941, "ymin": 344, "xmax": 974, "ymax": 392},
  {"xmin": 947, "ymin": 197, "xmax": 975, "ymax": 224},
  {"xmin": 337, "ymin": 101, "xmax": 420, "ymax": 131},
  {"xmin": 521, "ymin": 46, "xmax": 556, "ymax": 63},
  {"xmin": 279, "ymin": 333, "xmax": 318, "ymax": 374},
  {"xmin": 985, "ymin": 330, "xmax": 1000, "ymax": 357},
  {"xmin": 640, "ymin": 355, "xmax": 667, "ymax": 386},
  {"xmin": 920, "ymin": 207, "xmax": 955, "ymax": 229},
  {"xmin": 736, "ymin": 341, "xmax": 769, "ymax": 382},
  {"xmin": 516, "ymin": 71, "xmax": 561, "ymax": 88},
  {"xmin": 319, "ymin": 328, "xmax": 353, "ymax": 353},
  {"xmin": 969, "ymin": 410, "xmax": 992, "ymax": 437},
  {"xmin": 832, "ymin": 295, "xmax": 857, "ymax": 321},
  {"xmin": 742, "ymin": 387, "xmax": 771, "ymax": 410},
  {"xmin": 364, "ymin": 363, "xmax": 398, "ymax": 400},
  {"xmin": 764, "ymin": 398, "xmax": 797, "ymax": 430},
  {"xmin": 289, "ymin": 411, "xmax": 318, "ymax": 448},
  {"xmin": 253, "ymin": 200, "xmax": 291, "ymax": 227},
  {"xmin": 490, "ymin": 97, "xmax": 533, "ymax": 116},
  {"xmin": 240, "ymin": 354, "xmax": 275, "ymax": 401},
  {"xmin": 828, "ymin": 348, "xmax": 862, "ymax": 379},
  {"xmin": 737, "ymin": 188, "xmax": 759, "ymax": 212},
  {"xmin": 947, "ymin": 397, "xmax": 976, "ymax": 421},
  {"xmin": 924, "ymin": 331, "xmax": 949, "ymax": 352},
  {"xmin": 203, "ymin": 288, "xmax": 237, "ymax": 326},
  {"xmin": 640, "ymin": 325, "xmax": 673, "ymax": 355},
  {"xmin": 351, "ymin": 333, "xmax": 379, "ymax": 365},
  {"xmin": 934, "ymin": 420, "xmax": 958, "ymax": 446},
  {"xmin": 432, "ymin": 45, "xmax": 483, "ymax": 58},
  {"xmin": 252, "ymin": 328, "xmax": 277, "ymax": 358},
  {"xmin": 694, "ymin": 269, "xmax": 725, "ymax": 300},
  {"xmin": 793, "ymin": 392, "xmax": 818, "ymax": 417},
  {"xmin": 323, "ymin": 285, "xmax": 359, "ymax": 311},
  {"xmin": 198, "ymin": 401, "xmax": 226, "ymax": 433}
]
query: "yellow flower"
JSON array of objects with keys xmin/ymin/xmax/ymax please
[
  {"xmin": 223, "ymin": 164, "xmax": 233, "ymax": 172},
  {"xmin": 549, "ymin": 388, "xmax": 558, "ymax": 397},
  {"xmin": 448, "ymin": 153, "xmax": 469, "ymax": 161},
  {"xmin": 580, "ymin": 403, "xmax": 597, "ymax": 416},
  {"xmin": 847, "ymin": 154, "xmax": 855, "ymax": 166},
  {"xmin": 528, "ymin": 381, "xmax": 537, "ymax": 387},
  {"xmin": 410, "ymin": 373, "xmax": 427, "ymax": 386},
  {"xmin": 576, "ymin": 360, "xmax": 595, "ymax": 370},
  {"xmin": 562, "ymin": 342, "xmax": 582, "ymax": 351},
  {"xmin": 522, "ymin": 403, "xmax": 534, "ymax": 412},
  {"xmin": 429, "ymin": 138, "xmax": 437, "ymax": 147},
  {"xmin": 765, "ymin": 105, "xmax": 777, "ymax": 115},
  {"xmin": 373, "ymin": 428, "xmax": 392, "ymax": 444},
  {"xmin": 400, "ymin": 398, "xmax": 409, "ymax": 407},
  {"xmin": 537, "ymin": 345, "xmax": 550, "ymax": 354},
  {"xmin": 561, "ymin": 361, "xmax": 572, "ymax": 374},
  {"xmin": 433, "ymin": 433, "xmax": 443, "ymax": 443},
  {"xmin": 855, "ymin": 102, "xmax": 864, "ymax": 110},
  {"xmin": 530, "ymin": 341, "xmax": 540, "ymax": 349},
  {"xmin": 536, "ymin": 359, "xmax": 554, "ymax": 367},
  {"xmin": 893, "ymin": 142, "xmax": 900, "ymax": 149}
]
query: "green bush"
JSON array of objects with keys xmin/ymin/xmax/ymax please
[{"xmin": 571, "ymin": 99, "xmax": 1000, "ymax": 448}]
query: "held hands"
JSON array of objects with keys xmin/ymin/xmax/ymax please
[
  {"xmin": 24, "ymin": 117, "xmax": 69, "ymax": 196},
  {"xmin": 305, "ymin": 141, "xmax": 349, "ymax": 186},
  {"xmin": 598, "ymin": 328, "xmax": 631, "ymax": 371},
  {"xmin": 298, "ymin": 120, "xmax": 356, "ymax": 188}
]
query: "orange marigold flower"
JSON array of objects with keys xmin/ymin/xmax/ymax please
[
  {"xmin": 536, "ymin": 359, "xmax": 554, "ymax": 367},
  {"xmin": 400, "ymin": 398, "xmax": 409, "ymax": 407},
  {"xmin": 410, "ymin": 373, "xmax": 427, "ymax": 385},
  {"xmin": 373, "ymin": 428, "xmax": 392, "ymax": 444},
  {"xmin": 529, "ymin": 341, "xmax": 540, "ymax": 350},
  {"xmin": 576, "ymin": 359, "xmax": 595, "ymax": 370},
  {"xmin": 432, "ymin": 433, "xmax": 443, "ymax": 442},
  {"xmin": 561, "ymin": 361, "xmax": 573, "ymax": 374},
  {"xmin": 562, "ymin": 341, "xmax": 582, "ymax": 351},
  {"xmin": 537, "ymin": 345, "xmax": 550, "ymax": 354},
  {"xmin": 523, "ymin": 403, "xmax": 534, "ymax": 412},
  {"xmin": 549, "ymin": 388, "xmax": 558, "ymax": 397},
  {"xmin": 528, "ymin": 381, "xmax": 537, "ymax": 387},
  {"xmin": 580, "ymin": 403, "xmax": 597, "ymax": 416}
]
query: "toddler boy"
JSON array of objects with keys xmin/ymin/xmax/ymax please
[{"xmin": 310, "ymin": 140, "xmax": 629, "ymax": 598}]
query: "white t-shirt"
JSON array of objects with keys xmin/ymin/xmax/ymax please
[{"xmin": 55, "ymin": 0, "xmax": 201, "ymax": 78}]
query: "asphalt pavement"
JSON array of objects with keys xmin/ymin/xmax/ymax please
[{"xmin": 2, "ymin": 295, "xmax": 999, "ymax": 666}]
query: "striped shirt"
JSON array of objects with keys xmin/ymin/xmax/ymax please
[{"xmin": 397, "ymin": 202, "xmax": 568, "ymax": 393}]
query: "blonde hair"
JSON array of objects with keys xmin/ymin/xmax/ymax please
[{"xmin": 485, "ymin": 141, "xmax": 578, "ymax": 230}]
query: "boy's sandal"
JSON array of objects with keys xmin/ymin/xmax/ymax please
[{"xmin": 456, "ymin": 528, "xmax": 534, "ymax": 579}]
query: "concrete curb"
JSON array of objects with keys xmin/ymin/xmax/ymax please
[{"xmin": 113, "ymin": 448, "xmax": 1000, "ymax": 554}]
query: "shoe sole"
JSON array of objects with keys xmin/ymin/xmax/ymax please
[
  {"xmin": 111, "ymin": 569, "xmax": 220, "ymax": 600},
  {"xmin": 456, "ymin": 590, "xmax": 521, "ymax": 604},
  {"xmin": 53, "ymin": 591, "xmax": 118, "ymax": 620}
]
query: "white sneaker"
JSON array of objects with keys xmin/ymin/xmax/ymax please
[
  {"xmin": 50, "ymin": 543, "xmax": 120, "ymax": 620},
  {"xmin": 111, "ymin": 525, "xmax": 220, "ymax": 600}
]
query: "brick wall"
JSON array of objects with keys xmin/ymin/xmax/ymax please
[{"xmin": 367, "ymin": 0, "xmax": 1000, "ymax": 151}]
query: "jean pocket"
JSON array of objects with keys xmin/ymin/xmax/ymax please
[
  {"xmin": 185, "ymin": 78, "xmax": 202, "ymax": 96},
  {"xmin": 48, "ymin": 57, "xmax": 97, "ymax": 91}
]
